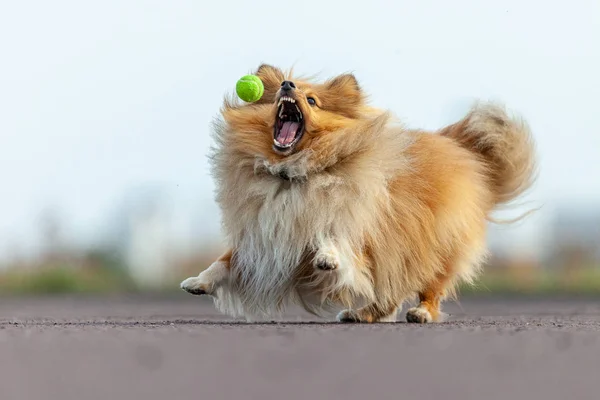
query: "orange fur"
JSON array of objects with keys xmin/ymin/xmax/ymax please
[{"xmin": 181, "ymin": 65, "xmax": 537, "ymax": 323}]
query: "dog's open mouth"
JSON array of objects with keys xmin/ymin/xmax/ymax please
[{"xmin": 274, "ymin": 96, "xmax": 304, "ymax": 152}]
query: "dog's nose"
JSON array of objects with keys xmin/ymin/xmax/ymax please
[{"xmin": 281, "ymin": 80, "xmax": 296, "ymax": 92}]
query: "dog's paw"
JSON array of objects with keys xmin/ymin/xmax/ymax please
[
  {"xmin": 313, "ymin": 239, "xmax": 341, "ymax": 271},
  {"xmin": 315, "ymin": 256, "xmax": 338, "ymax": 271},
  {"xmin": 406, "ymin": 306, "xmax": 433, "ymax": 323},
  {"xmin": 336, "ymin": 309, "xmax": 363, "ymax": 323},
  {"xmin": 314, "ymin": 250, "xmax": 340, "ymax": 271},
  {"xmin": 180, "ymin": 277, "xmax": 213, "ymax": 296}
]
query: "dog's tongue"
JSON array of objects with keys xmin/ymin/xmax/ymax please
[{"xmin": 276, "ymin": 121, "xmax": 300, "ymax": 145}]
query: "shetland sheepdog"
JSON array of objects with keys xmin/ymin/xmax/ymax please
[{"xmin": 181, "ymin": 64, "xmax": 536, "ymax": 323}]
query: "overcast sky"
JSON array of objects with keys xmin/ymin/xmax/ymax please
[{"xmin": 1, "ymin": 0, "xmax": 598, "ymax": 259}]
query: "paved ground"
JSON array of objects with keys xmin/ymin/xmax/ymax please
[{"xmin": 1, "ymin": 295, "xmax": 600, "ymax": 400}]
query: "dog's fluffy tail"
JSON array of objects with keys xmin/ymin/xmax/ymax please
[{"xmin": 440, "ymin": 102, "xmax": 537, "ymax": 210}]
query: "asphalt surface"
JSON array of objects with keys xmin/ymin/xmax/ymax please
[{"xmin": 2, "ymin": 294, "xmax": 600, "ymax": 400}]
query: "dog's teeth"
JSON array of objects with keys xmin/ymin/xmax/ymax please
[
  {"xmin": 279, "ymin": 96, "xmax": 298, "ymax": 104},
  {"xmin": 274, "ymin": 139, "xmax": 293, "ymax": 148}
]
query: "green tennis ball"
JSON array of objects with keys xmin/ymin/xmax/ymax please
[{"xmin": 236, "ymin": 75, "xmax": 264, "ymax": 103}]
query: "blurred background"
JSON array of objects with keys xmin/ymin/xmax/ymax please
[{"xmin": 0, "ymin": 0, "xmax": 598, "ymax": 297}]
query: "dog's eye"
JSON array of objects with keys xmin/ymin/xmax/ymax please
[{"xmin": 307, "ymin": 97, "xmax": 316, "ymax": 106}]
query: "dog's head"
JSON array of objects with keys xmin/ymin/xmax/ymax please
[{"xmin": 220, "ymin": 65, "xmax": 376, "ymax": 162}]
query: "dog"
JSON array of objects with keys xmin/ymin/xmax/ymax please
[{"xmin": 181, "ymin": 64, "xmax": 537, "ymax": 323}]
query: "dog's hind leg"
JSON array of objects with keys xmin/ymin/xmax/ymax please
[
  {"xmin": 405, "ymin": 273, "xmax": 451, "ymax": 323},
  {"xmin": 336, "ymin": 302, "xmax": 399, "ymax": 323}
]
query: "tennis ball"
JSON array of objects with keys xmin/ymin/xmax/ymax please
[{"xmin": 236, "ymin": 75, "xmax": 264, "ymax": 103}]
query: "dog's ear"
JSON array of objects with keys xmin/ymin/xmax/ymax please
[
  {"xmin": 319, "ymin": 73, "xmax": 364, "ymax": 117},
  {"xmin": 254, "ymin": 64, "xmax": 285, "ymax": 104},
  {"xmin": 325, "ymin": 73, "xmax": 361, "ymax": 100}
]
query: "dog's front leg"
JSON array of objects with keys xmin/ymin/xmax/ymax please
[
  {"xmin": 180, "ymin": 249, "xmax": 232, "ymax": 296},
  {"xmin": 313, "ymin": 236, "xmax": 341, "ymax": 271}
]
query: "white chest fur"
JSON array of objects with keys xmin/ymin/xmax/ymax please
[{"xmin": 214, "ymin": 157, "xmax": 381, "ymax": 317}]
